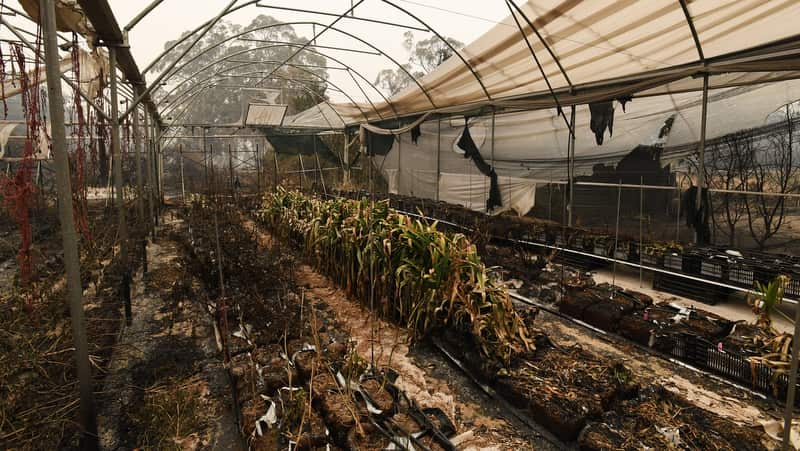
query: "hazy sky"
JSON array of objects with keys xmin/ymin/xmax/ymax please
[{"xmin": 102, "ymin": 0, "xmax": 513, "ymax": 104}]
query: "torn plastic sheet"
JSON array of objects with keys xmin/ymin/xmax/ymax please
[
  {"xmin": 385, "ymin": 431, "xmax": 426, "ymax": 450},
  {"xmin": 290, "ymin": 343, "xmax": 317, "ymax": 366},
  {"xmin": 336, "ymin": 371, "xmax": 383, "ymax": 415},
  {"xmin": 281, "ymin": 343, "xmax": 317, "ymax": 367},
  {"xmin": 655, "ymin": 426, "xmax": 682, "ymax": 447},
  {"xmin": 254, "ymin": 401, "xmax": 278, "ymax": 436},
  {"xmin": 232, "ymin": 323, "xmax": 253, "ymax": 343}
]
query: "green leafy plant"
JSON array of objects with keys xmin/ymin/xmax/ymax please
[
  {"xmin": 257, "ymin": 189, "xmax": 534, "ymax": 365},
  {"xmin": 749, "ymin": 275, "xmax": 791, "ymax": 328}
]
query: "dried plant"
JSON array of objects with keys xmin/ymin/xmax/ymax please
[{"xmin": 258, "ymin": 189, "xmax": 533, "ymax": 365}]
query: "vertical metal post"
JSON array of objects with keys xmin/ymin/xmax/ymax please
[
  {"xmin": 228, "ymin": 143, "xmax": 234, "ymax": 196},
  {"xmin": 132, "ymin": 104, "xmax": 144, "ymax": 220},
  {"xmin": 436, "ymin": 118, "xmax": 441, "ymax": 201},
  {"xmin": 109, "ymin": 46, "xmax": 130, "ymax": 323},
  {"xmin": 397, "ymin": 133, "xmax": 402, "ymax": 194},
  {"xmin": 696, "ymin": 73, "xmax": 709, "ymax": 244},
  {"xmin": 490, "ymin": 111, "xmax": 496, "ymax": 182},
  {"xmin": 343, "ymin": 133, "xmax": 350, "ymax": 185},
  {"xmin": 298, "ymin": 154, "xmax": 305, "ymax": 190},
  {"xmin": 676, "ymin": 176, "xmax": 681, "ymax": 242},
  {"xmin": 158, "ymin": 132, "xmax": 164, "ymax": 205},
  {"xmin": 255, "ymin": 143, "xmax": 261, "ymax": 193},
  {"xmin": 568, "ymin": 105, "xmax": 576, "ymax": 227},
  {"xmin": 783, "ymin": 305, "xmax": 800, "ymax": 450},
  {"xmin": 314, "ymin": 151, "xmax": 327, "ymax": 195},
  {"xmin": 41, "ymin": 0, "xmax": 98, "ymax": 447},
  {"xmin": 548, "ymin": 178, "xmax": 553, "ymax": 220},
  {"xmin": 312, "ymin": 135, "xmax": 319, "ymax": 189},
  {"xmin": 202, "ymin": 127, "xmax": 209, "ymax": 192},
  {"xmin": 273, "ymin": 151, "xmax": 279, "ymax": 191},
  {"xmin": 144, "ymin": 111, "xmax": 155, "ymax": 237},
  {"xmin": 209, "ymin": 143, "xmax": 215, "ymax": 194},
  {"xmin": 180, "ymin": 143, "xmax": 186, "ymax": 203},
  {"xmin": 611, "ymin": 180, "xmax": 622, "ymax": 296},
  {"xmin": 639, "ymin": 176, "xmax": 644, "ymax": 287}
]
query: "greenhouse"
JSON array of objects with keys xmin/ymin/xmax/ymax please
[{"xmin": 2, "ymin": 1, "xmax": 800, "ymax": 450}]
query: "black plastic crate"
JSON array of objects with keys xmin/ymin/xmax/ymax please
[
  {"xmin": 641, "ymin": 245, "xmax": 664, "ymax": 267},
  {"xmin": 682, "ymin": 252, "xmax": 702, "ymax": 275},
  {"xmin": 728, "ymin": 260, "xmax": 755, "ymax": 287},
  {"xmin": 593, "ymin": 240, "xmax": 610, "ymax": 257},
  {"xmin": 694, "ymin": 340, "xmax": 800, "ymax": 406},
  {"xmin": 754, "ymin": 266, "xmax": 781, "ymax": 286},
  {"xmin": 653, "ymin": 273, "xmax": 731, "ymax": 305},
  {"xmin": 700, "ymin": 255, "xmax": 728, "ymax": 280},
  {"xmin": 664, "ymin": 253, "xmax": 683, "ymax": 271},
  {"xmin": 786, "ymin": 273, "xmax": 800, "ymax": 298}
]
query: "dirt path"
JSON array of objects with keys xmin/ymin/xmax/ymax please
[
  {"xmin": 242, "ymin": 216, "xmax": 557, "ymax": 450},
  {"xmin": 97, "ymin": 216, "xmax": 243, "ymax": 451}
]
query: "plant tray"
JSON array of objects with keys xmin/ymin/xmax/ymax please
[
  {"xmin": 593, "ymin": 244, "xmax": 609, "ymax": 257},
  {"xmin": 642, "ymin": 253, "xmax": 662, "ymax": 267},
  {"xmin": 613, "ymin": 249, "xmax": 629, "ymax": 261},
  {"xmin": 664, "ymin": 253, "xmax": 682, "ymax": 271},
  {"xmin": 689, "ymin": 336, "xmax": 800, "ymax": 406},
  {"xmin": 728, "ymin": 263, "xmax": 755, "ymax": 286},
  {"xmin": 787, "ymin": 274, "xmax": 800, "ymax": 298},
  {"xmin": 700, "ymin": 258, "xmax": 725, "ymax": 280}
]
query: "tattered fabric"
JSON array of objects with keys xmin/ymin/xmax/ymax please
[
  {"xmin": 682, "ymin": 186, "xmax": 711, "ymax": 245},
  {"xmin": 457, "ymin": 123, "xmax": 502, "ymax": 211},
  {"xmin": 411, "ymin": 124, "xmax": 421, "ymax": 144},
  {"xmin": 588, "ymin": 101, "xmax": 615, "ymax": 145}
]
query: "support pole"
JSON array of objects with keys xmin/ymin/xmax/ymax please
[
  {"xmin": 314, "ymin": 150, "xmax": 327, "ymax": 195},
  {"xmin": 209, "ymin": 143, "xmax": 215, "ymax": 194},
  {"xmin": 255, "ymin": 143, "xmax": 261, "ymax": 193},
  {"xmin": 397, "ymin": 133, "xmax": 402, "ymax": 194},
  {"xmin": 782, "ymin": 305, "xmax": 800, "ymax": 450},
  {"xmin": 203, "ymin": 127, "xmax": 209, "ymax": 192},
  {"xmin": 568, "ymin": 105, "xmax": 576, "ymax": 227},
  {"xmin": 156, "ymin": 128, "xmax": 164, "ymax": 206},
  {"xmin": 611, "ymin": 180, "xmax": 622, "ymax": 297},
  {"xmin": 696, "ymin": 73, "xmax": 709, "ymax": 244},
  {"xmin": 109, "ymin": 47, "xmax": 130, "ymax": 322},
  {"xmin": 312, "ymin": 135, "xmax": 319, "ymax": 189},
  {"xmin": 41, "ymin": 0, "xmax": 98, "ymax": 447},
  {"xmin": 152, "ymin": 121, "xmax": 161, "ymax": 225},
  {"xmin": 436, "ymin": 118, "xmax": 441, "ymax": 201},
  {"xmin": 639, "ymin": 176, "xmax": 644, "ymax": 288},
  {"xmin": 298, "ymin": 154, "xmax": 305, "ymax": 190},
  {"xmin": 132, "ymin": 104, "xmax": 144, "ymax": 220},
  {"xmin": 676, "ymin": 175, "xmax": 682, "ymax": 242},
  {"xmin": 228, "ymin": 143, "xmax": 234, "ymax": 196},
  {"xmin": 343, "ymin": 133, "xmax": 350, "ymax": 186},
  {"xmin": 273, "ymin": 151, "xmax": 279, "ymax": 191},
  {"xmin": 144, "ymin": 112, "xmax": 155, "ymax": 237},
  {"xmin": 180, "ymin": 143, "xmax": 186, "ymax": 203}
]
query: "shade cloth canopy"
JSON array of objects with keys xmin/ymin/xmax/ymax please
[{"xmin": 314, "ymin": 0, "xmax": 800, "ymax": 125}]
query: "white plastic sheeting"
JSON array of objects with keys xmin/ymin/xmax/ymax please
[
  {"xmin": 282, "ymin": 102, "xmax": 346, "ymax": 130},
  {"xmin": 0, "ymin": 49, "xmax": 108, "ymax": 100},
  {"xmin": 375, "ymin": 78, "xmax": 800, "ymax": 214},
  {"xmin": 324, "ymin": 0, "xmax": 800, "ymax": 123},
  {"xmin": 245, "ymin": 103, "xmax": 287, "ymax": 126},
  {"xmin": 439, "ymin": 172, "xmax": 537, "ymax": 216}
]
